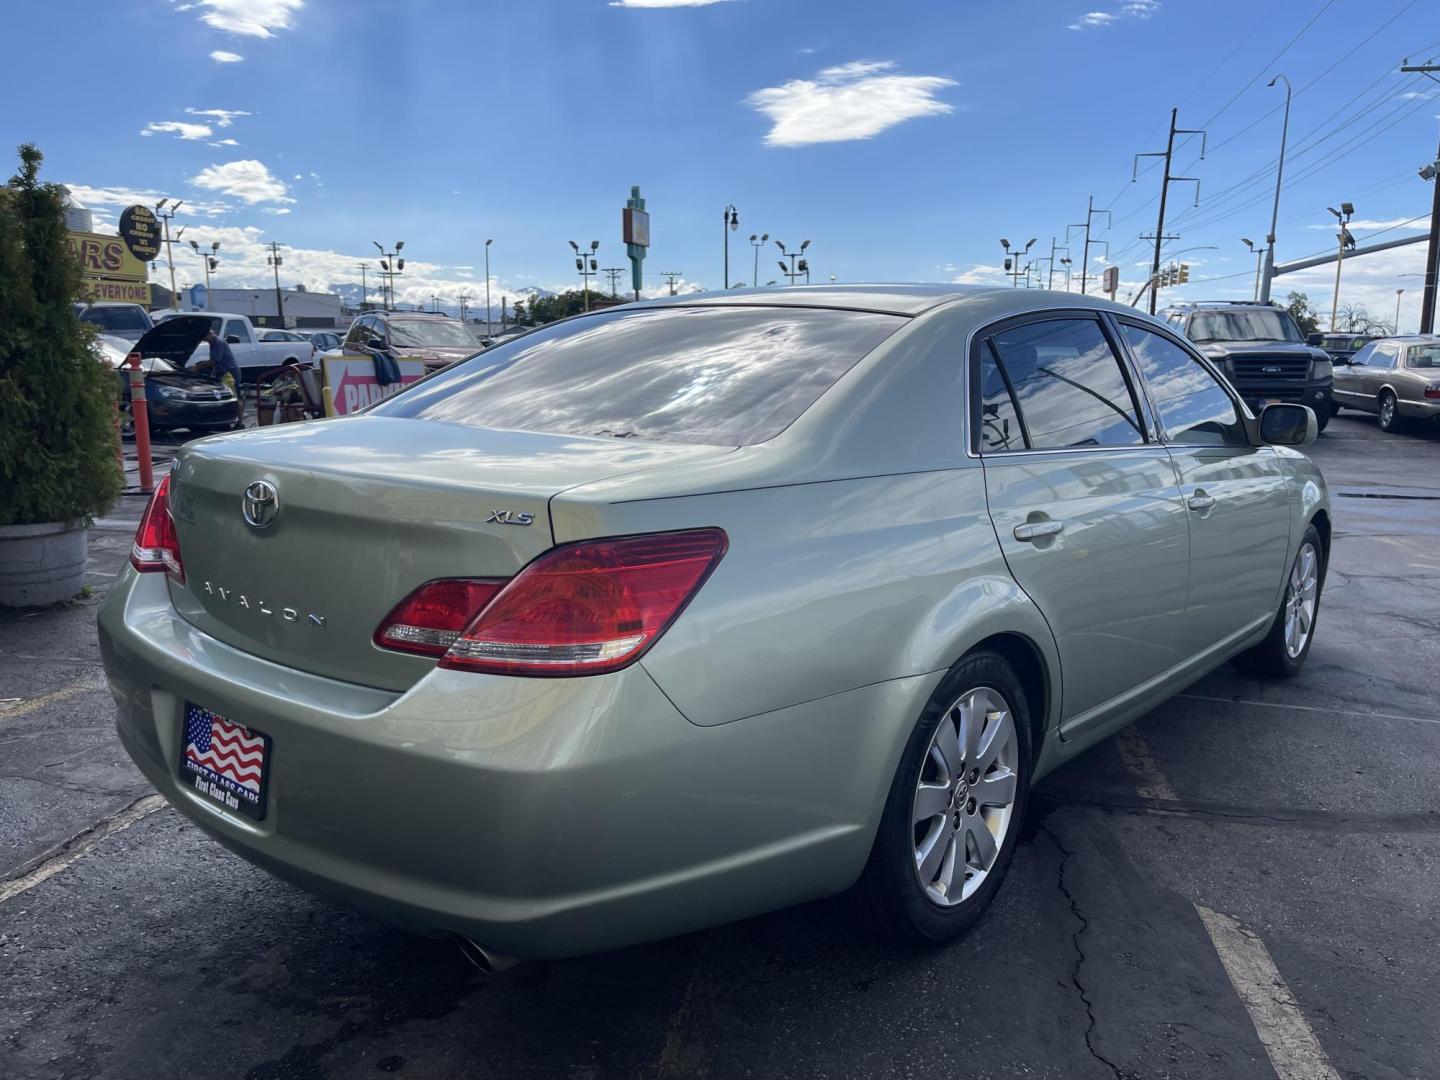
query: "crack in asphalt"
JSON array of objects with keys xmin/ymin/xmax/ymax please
[
  {"xmin": 1038, "ymin": 820, "xmax": 1132, "ymax": 1080},
  {"xmin": 1036, "ymin": 790, "xmax": 1440, "ymax": 834}
]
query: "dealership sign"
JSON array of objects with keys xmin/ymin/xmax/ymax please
[
  {"xmin": 322, "ymin": 356, "xmax": 427, "ymax": 416},
  {"xmin": 118, "ymin": 205, "xmax": 161, "ymax": 262},
  {"xmin": 66, "ymin": 230, "xmax": 152, "ymax": 304}
]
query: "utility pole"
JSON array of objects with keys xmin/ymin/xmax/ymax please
[
  {"xmin": 660, "ymin": 271, "xmax": 683, "ymax": 296},
  {"xmin": 457, "ymin": 292, "xmax": 472, "ymax": 322},
  {"xmin": 356, "ymin": 262, "xmax": 370, "ymax": 309},
  {"xmin": 265, "ymin": 241, "xmax": 285, "ymax": 326},
  {"xmin": 1134, "ymin": 109, "xmax": 1205, "ymax": 314},
  {"xmin": 1066, "ymin": 199, "xmax": 1111, "ymax": 296},
  {"xmin": 1045, "ymin": 237, "xmax": 1069, "ymax": 290},
  {"xmin": 1328, "ymin": 203, "xmax": 1355, "ymax": 331},
  {"xmin": 1258, "ymin": 75, "xmax": 1291, "ymax": 303},
  {"xmin": 602, "ymin": 267, "xmax": 626, "ymax": 297},
  {"xmin": 1400, "ymin": 62, "xmax": 1438, "ymax": 332}
]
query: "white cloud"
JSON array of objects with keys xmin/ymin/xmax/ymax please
[
  {"xmin": 190, "ymin": 160, "xmax": 294, "ymax": 204},
  {"xmin": 209, "ymin": 50, "xmax": 244, "ymax": 63},
  {"xmin": 609, "ymin": 0, "xmax": 734, "ymax": 7},
  {"xmin": 185, "ymin": 108, "xmax": 251, "ymax": 127},
  {"xmin": 62, "ymin": 182, "xmax": 231, "ymax": 218},
  {"xmin": 1070, "ymin": 0, "xmax": 1159, "ymax": 29},
  {"xmin": 746, "ymin": 60, "xmax": 956, "ymax": 147},
  {"xmin": 1122, "ymin": 0, "xmax": 1160, "ymax": 16},
  {"xmin": 951, "ymin": 264, "xmax": 1008, "ymax": 286},
  {"xmin": 209, "ymin": 138, "xmax": 240, "ymax": 147},
  {"xmin": 1305, "ymin": 217, "xmax": 1419, "ymax": 231},
  {"xmin": 1069, "ymin": 11, "xmax": 1117, "ymax": 29},
  {"xmin": 184, "ymin": 0, "xmax": 303, "ymax": 37},
  {"xmin": 262, "ymin": 207, "xmax": 292, "ymax": 215},
  {"xmin": 142, "ymin": 121, "xmax": 213, "ymax": 141}
]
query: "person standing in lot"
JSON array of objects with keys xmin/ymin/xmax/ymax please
[{"xmin": 198, "ymin": 327, "xmax": 244, "ymax": 427}]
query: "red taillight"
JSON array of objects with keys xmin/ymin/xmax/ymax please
[
  {"xmin": 130, "ymin": 474, "xmax": 184, "ymax": 582},
  {"xmin": 373, "ymin": 578, "xmax": 505, "ymax": 656},
  {"xmin": 373, "ymin": 529, "xmax": 728, "ymax": 676},
  {"xmin": 1425, "ymin": 386, "xmax": 1440, "ymax": 400}
]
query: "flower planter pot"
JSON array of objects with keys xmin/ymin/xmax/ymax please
[{"xmin": 0, "ymin": 520, "xmax": 89, "ymax": 607}]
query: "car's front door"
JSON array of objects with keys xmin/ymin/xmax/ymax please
[
  {"xmin": 1117, "ymin": 320, "xmax": 1293, "ymax": 653},
  {"xmin": 1332, "ymin": 342, "xmax": 1376, "ymax": 409},
  {"xmin": 975, "ymin": 313, "xmax": 1191, "ymax": 728}
]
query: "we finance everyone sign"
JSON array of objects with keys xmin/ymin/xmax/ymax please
[
  {"xmin": 66, "ymin": 230, "xmax": 152, "ymax": 304},
  {"xmin": 322, "ymin": 356, "xmax": 427, "ymax": 416}
]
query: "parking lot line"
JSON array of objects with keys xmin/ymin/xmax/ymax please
[
  {"xmin": 0, "ymin": 795, "xmax": 166, "ymax": 906},
  {"xmin": 0, "ymin": 676, "xmax": 106, "ymax": 724},
  {"xmin": 1113, "ymin": 727, "xmax": 1179, "ymax": 801},
  {"xmin": 1178, "ymin": 692, "xmax": 1440, "ymax": 727},
  {"xmin": 1195, "ymin": 905, "xmax": 1341, "ymax": 1080}
]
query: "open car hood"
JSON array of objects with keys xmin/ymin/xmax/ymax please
[{"xmin": 130, "ymin": 315, "xmax": 214, "ymax": 367}]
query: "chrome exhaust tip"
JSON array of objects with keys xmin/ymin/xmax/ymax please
[{"xmin": 456, "ymin": 936, "xmax": 520, "ymax": 974}]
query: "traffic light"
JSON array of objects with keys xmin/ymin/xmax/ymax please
[{"xmin": 1178, "ymin": 263, "xmax": 1190, "ymax": 284}]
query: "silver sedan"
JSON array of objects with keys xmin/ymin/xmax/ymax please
[
  {"xmin": 1331, "ymin": 334, "xmax": 1440, "ymax": 432},
  {"xmin": 99, "ymin": 285, "xmax": 1329, "ymax": 964}
]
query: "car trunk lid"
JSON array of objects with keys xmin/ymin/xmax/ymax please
[{"xmin": 165, "ymin": 416, "xmax": 731, "ymax": 690}]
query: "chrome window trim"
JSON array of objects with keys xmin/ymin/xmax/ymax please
[{"xmin": 964, "ymin": 307, "xmax": 1156, "ymax": 459}]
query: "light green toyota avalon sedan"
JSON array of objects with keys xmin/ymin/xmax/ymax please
[{"xmin": 99, "ymin": 285, "xmax": 1329, "ymax": 965}]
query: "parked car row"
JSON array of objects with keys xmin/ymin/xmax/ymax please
[{"xmin": 1331, "ymin": 335, "xmax": 1440, "ymax": 433}]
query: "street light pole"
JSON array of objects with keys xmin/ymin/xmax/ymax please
[
  {"xmin": 1242, "ymin": 238, "xmax": 1264, "ymax": 301},
  {"xmin": 372, "ymin": 241, "xmax": 405, "ymax": 310},
  {"xmin": 749, "ymin": 233, "xmax": 768, "ymax": 291},
  {"xmin": 155, "ymin": 199, "xmax": 183, "ymax": 309},
  {"xmin": 1060, "ymin": 257, "xmax": 1073, "ymax": 291},
  {"xmin": 1395, "ymin": 289, "xmax": 1405, "ymax": 333},
  {"xmin": 1258, "ymin": 75, "xmax": 1292, "ymax": 303},
  {"xmin": 1328, "ymin": 203, "xmax": 1354, "ymax": 331},
  {"xmin": 570, "ymin": 240, "xmax": 599, "ymax": 311},
  {"xmin": 484, "ymin": 239, "xmax": 493, "ymax": 336},
  {"xmin": 722, "ymin": 205, "xmax": 739, "ymax": 288},
  {"xmin": 189, "ymin": 239, "xmax": 219, "ymax": 293}
]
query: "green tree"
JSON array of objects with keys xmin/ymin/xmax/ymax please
[
  {"xmin": 0, "ymin": 144, "xmax": 121, "ymax": 526},
  {"xmin": 521, "ymin": 290, "xmax": 608, "ymax": 326},
  {"xmin": 1284, "ymin": 291, "xmax": 1320, "ymax": 338}
]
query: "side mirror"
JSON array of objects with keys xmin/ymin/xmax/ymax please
[
  {"xmin": 225, "ymin": 335, "xmax": 241, "ymax": 345},
  {"xmin": 367, "ymin": 336, "xmax": 386, "ymax": 350},
  {"xmin": 1259, "ymin": 403, "xmax": 1317, "ymax": 447}
]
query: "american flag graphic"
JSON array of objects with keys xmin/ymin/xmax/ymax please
[{"xmin": 183, "ymin": 705, "xmax": 265, "ymax": 793}]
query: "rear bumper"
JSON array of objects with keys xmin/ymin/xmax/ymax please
[
  {"xmin": 1399, "ymin": 397, "xmax": 1440, "ymax": 419},
  {"xmin": 98, "ymin": 570, "xmax": 919, "ymax": 958}
]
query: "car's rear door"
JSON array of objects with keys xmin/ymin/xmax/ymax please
[
  {"xmin": 1115, "ymin": 319, "xmax": 1292, "ymax": 653},
  {"xmin": 975, "ymin": 312, "xmax": 1190, "ymax": 728}
]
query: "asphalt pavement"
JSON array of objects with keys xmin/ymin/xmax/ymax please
[{"xmin": 2, "ymin": 413, "xmax": 1437, "ymax": 1080}]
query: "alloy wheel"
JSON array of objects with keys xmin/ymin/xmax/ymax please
[
  {"xmin": 911, "ymin": 686, "xmax": 1019, "ymax": 906},
  {"xmin": 1284, "ymin": 541, "xmax": 1319, "ymax": 659},
  {"xmin": 1379, "ymin": 393, "xmax": 1396, "ymax": 429}
]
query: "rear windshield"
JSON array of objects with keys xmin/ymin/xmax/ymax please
[
  {"xmin": 387, "ymin": 318, "xmax": 479, "ymax": 349},
  {"xmin": 81, "ymin": 305, "xmax": 151, "ymax": 333},
  {"xmin": 372, "ymin": 305, "xmax": 906, "ymax": 445}
]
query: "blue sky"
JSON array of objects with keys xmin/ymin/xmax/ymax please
[{"xmin": 11, "ymin": 0, "xmax": 1439, "ymax": 326}]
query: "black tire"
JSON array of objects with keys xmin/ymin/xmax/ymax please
[
  {"xmin": 1329, "ymin": 399, "xmax": 1342, "ymax": 416},
  {"xmin": 1315, "ymin": 407, "xmax": 1330, "ymax": 433},
  {"xmin": 1236, "ymin": 523, "xmax": 1325, "ymax": 678},
  {"xmin": 856, "ymin": 650, "xmax": 1032, "ymax": 945},
  {"xmin": 1377, "ymin": 390, "xmax": 1404, "ymax": 433}
]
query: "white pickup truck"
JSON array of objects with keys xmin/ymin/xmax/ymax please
[{"xmin": 155, "ymin": 312, "xmax": 312, "ymax": 380}]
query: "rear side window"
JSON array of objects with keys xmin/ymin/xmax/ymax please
[
  {"xmin": 1121, "ymin": 324, "xmax": 1245, "ymax": 446},
  {"xmin": 374, "ymin": 306, "xmax": 906, "ymax": 445},
  {"xmin": 981, "ymin": 318, "xmax": 1145, "ymax": 450}
]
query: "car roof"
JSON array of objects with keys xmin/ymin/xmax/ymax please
[
  {"xmin": 626, "ymin": 283, "xmax": 1144, "ymax": 318},
  {"xmin": 1378, "ymin": 334, "xmax": 1440, "ymax": 344}
]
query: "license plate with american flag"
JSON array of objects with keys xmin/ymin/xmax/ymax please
[{"xmin": 179, "ymin": 703, "xmax": 271, "ymax": 821}]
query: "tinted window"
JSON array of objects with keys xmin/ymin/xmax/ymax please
[
  {"xmin": 1187, "ymin": 308, "xmax": 1302, "ymax": 344},
  {"xmin": 1406, "ymin": 344, "xmax": 1440, "ymax": 369},
  {"xmin": 985, "ymin": 318, "xmax": 1144, "ymax": 449},
  {"xmin": 977, "ymin": 342, "xmax": 1026, "ymax": 452},
  {"xmin": 1122, "ymin": 324, "xmax": 1245, "ymax": 446},
  {"xmin": 375, "ymin": 305, "xmax": 905, "ymax": 446},
  {"xmin": 387, "ymin": 318, "xmax": 477, "ymax": 349},
  {"xmin": 225, "ymin": 319, "xmax": 251, "ymax": 343},
  {"xmin": 81, "ymin": 305, "xmax": 151, "ymax": 333}
]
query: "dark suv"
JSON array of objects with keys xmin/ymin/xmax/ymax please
[{"xmin": 1160, "ymin": 301, "xmax": 1333, "ymax": 431}]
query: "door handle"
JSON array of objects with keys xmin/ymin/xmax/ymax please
[
  {"xmin": 1013, "ymin": 520, "xmax": 1065, "ymax": 542},
  {"xmin": 1188, "ymin": 492, "xmax": 1216, "ymax": 512}
]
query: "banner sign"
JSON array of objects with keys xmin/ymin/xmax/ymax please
[
  {"xmin": 119, "ymin": 204, "xmax": 161, "ymax": 262},
  {"xmin": 322, "ymin": 355, "xmax": 427, "ymax": 416},
  {"xmin": 67, "ymin": 230, "xmax": 151, "ymax": 304}
]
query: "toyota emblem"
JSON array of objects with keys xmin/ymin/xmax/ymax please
[{"xmin": 242, "ymin": 480, "xmax": 279, "ymax": 530}]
